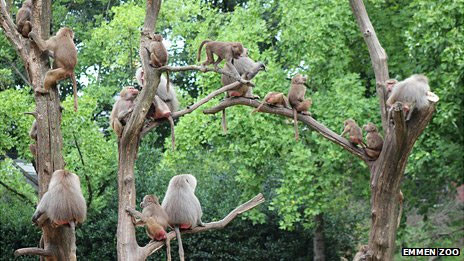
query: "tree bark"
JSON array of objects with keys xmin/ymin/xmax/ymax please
[
  {"xmin": 1, "ymin": 0, "xmax": 79, "ymax": 259},
  {"xmin": 313, "ymin": 213, "xmax": 326, "ymax": 261}
]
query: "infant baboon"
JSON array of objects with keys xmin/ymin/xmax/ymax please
[
  {"xmin": 386, "ymin": 74, "xmax": 431, "ymax": 121},
  {"xmin": 29, "ymin": 27, "xmax": 79, "ymax": 111},
  {"xmin": 15, "ymin": 0, "xmax": 32, "ymax": 37},
  {"xmin": 363, "ymin": 122, "xmax": 383, "ymax": 159},
  {"xmin": 110, "ymin": 86, "xmax": 139, "ymax": 138},
  {"xmin": 140, "ymin": 194, "xmax": 170, "ymax": 241},
  {"xmin": 253, "ymin": 92, "xmax": 290, "ymax": 113},
  {"xmin": 162, "ymin": 174, "xmax": 204, "ymax": 261},
  {"xmin": 341, "ymin": 119, "xmax": 366, "ymax": 147},
  {"xmin": 32, "ymin": 170, "xmax": 86, "ymax": 228},
  {"xmin": 288, "ymin": 74, "xmax": 312, "ymax": 141}
]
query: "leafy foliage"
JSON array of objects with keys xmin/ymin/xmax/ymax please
[{"xmin": 0, "ymin": 0, "xmax": 462, "ymax": 260}]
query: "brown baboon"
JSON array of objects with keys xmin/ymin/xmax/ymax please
[
  {"xmin": 29, "ymin": 27, "xmax": 79, "ymax": 111},
  {"xmin": 288, "ymin": 74, "xmax": 312, "ymax": 141},
  {"xmin": 162, "ymin": 174, "xmax": 204, "ymax": 261},
  {"xmin": 146, "ymin": 34, "xmax": 171, "ymax": 93},
  {"xmin": 386, "ymin": 74, "xmax": 431, "ymax": 121},
  {"xmin": 32, "ymin": 170, "xmax": 86, "ymax": 228},
  {"xmin": 252, "ymin": 92, "xmax": 290, "ymax": 113},
  {"xmin": 341, "ymin": 119, "xmax": 366, "ymax": 147},
  {"xmin": 109, "ymin": 86, "xmax": 139, "ymax": 138},
  {"xmin": 363, "ymin": 122, "xmax": 384, "ymax": 159},
  {"xmin": 140, "ymin": 195, "xmax": 170, "ymax": 241},
  {"xmin": 197, "ymin": 40, "xmax": 245, "ymax": 70},
  {"xmin": 15, "ymin": 0, "xmax": 32, "ymax": 37}
]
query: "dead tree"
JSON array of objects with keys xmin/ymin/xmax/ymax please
[
  {"xmin": 115, "ymin": 1, "xmax": 263, "ymax": 260},
  {"xmin": 203, "ymin": 0, "xmax": 438, "ymax": 260},
  {"xmin": 1, "ymin": 0, "xmax": 78, "ymax": 259}
]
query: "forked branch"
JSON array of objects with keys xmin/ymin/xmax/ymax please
[
  {"xmin": 141, "ymin": 193, "xmax": 265, "ymax": 257},
  {"xmin": 141, "ymin": 80, "xmax": 243, "ymax": 136},
  {"xmin": 204, "ymin": 98, "xmax": 370, "ymax": 161}
]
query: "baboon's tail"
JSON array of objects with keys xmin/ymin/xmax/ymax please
[
  {"xmin": 174, "ymin": 226, "xmax": 185, "ymax": 261},
  {"xmin": 197, "ymin": 40, "xmax": 212, "ymax": 62},
  {"xmin": 293, "ymin": 108, "xmax": 299, "ymax": 141}
]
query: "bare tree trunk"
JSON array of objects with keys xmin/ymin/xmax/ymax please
[
  {"xmin": 349, "ymin": 1, "xmax": 437, "ymax": 260},
  {"xmin": 313, "ymin": 213, "xmax": 325, "ymax": 261}
]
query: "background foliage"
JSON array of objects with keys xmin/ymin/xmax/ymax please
[{"xmin": 0, "ymin": 0, "xmax": 462, "ymax": 260}]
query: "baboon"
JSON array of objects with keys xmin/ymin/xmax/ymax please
[
  {"xmin": 15, "ymin": 0, "xmax": 32, "ymax": 37},
  {"xmin": 253, "ymin": 92, "xmax": 290, "ymax": 113},
  {"xmin": 385, "ymin": 79, "xmax": 398, "ymax": 92},
  {"xmin": 386, "ymin": 74, "xmax": 431, "ymax": 121},
  {"xmin": 110, "ymin": 86, "xmax": 139, "ymax": 138},
  {"xmin": 341, "ymin": 119, "xmax": 366, "ymax": 147},
  {"xmin": 146, "ymin": 95, "xmax": 175, "ymax": 150},
  {"xmin": 136, "ymin": 67, "xmax": 179, "ymax": 112},
  {"xmin": 197, "ymin": 40, "xmax": 245, "ymax": 70},
  {"xmin": 288, "ymin": 74, "xmax": 312, "ymax": 141},
  {"xmin": 29, "ymin": 27, "xmax": 79, "ymax": 111},
  {"xmin": 363, "ymin": 122, "xmax": 383, "ymax": 159},
  {"xmin": 221, "ymin": 56, "xmax": 265, "ymax": 98},
  {"xmin": 220, "ymin": 56, "xmax": 265, "ymax": 133},
  {"xmin": 146, "ymin": 34, "xmax": 171, "ymax": 93},
  {"xmin": 162, "ymin": 174, "xmax": 204, "ymax": 261},
  {"xmin": 32, "ymin": 170, "xmax": 86, "ymax": 228},
  {"xmin": 140, "ymin": 195, "xmax": 170, "ymax": 241}
]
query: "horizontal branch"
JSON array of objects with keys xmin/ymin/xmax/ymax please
[
  {"xmin": 157, "ymin": 65, "xmax": 254, "ymax": 86},
  {"xmin": 140, "ymin": 81, "xmax": 242, "ymax": 135},
  {"xmin": 204, "ymin": 98, "xmax": 370, "ymax": 161},
  {"xmin": 142, "ymin": 193, "xmax": 265, "ymax": 257},
  {"xmin": 14, "ymin": 247, "xmax": 52, "ymax": 258}
]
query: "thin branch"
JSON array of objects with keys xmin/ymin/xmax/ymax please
[
  {"xmin": 72, "ymin": 132, "xmax": 93, "ymax": 208},
  {"xmin": 2, "ymin": 58, "xmax": 32, "ymax": 86},
  {"xmin": 203, "ymin": 98, "xmax": 370, "ymax": 161},
  {"xmin": 157, "ymin": 65, "xmax": 254, "ymax": 86},
  {"xmin": 140, "ymin": 81, "xmax": 243, "ymax": 136},
  {"xmin": 14, "ymin": 247, "xmax": 52, "ymax": 257},
  {"xmin": 142, "ymin": 193, "xmax": 265, "ymax": 257},
  {"xmin": 9, "ymin": 157, "xmax": 38, "ymax": 188},
  {"xmin": 0, "ymin": 180, "xmax": 34, "ymax": 205}
]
